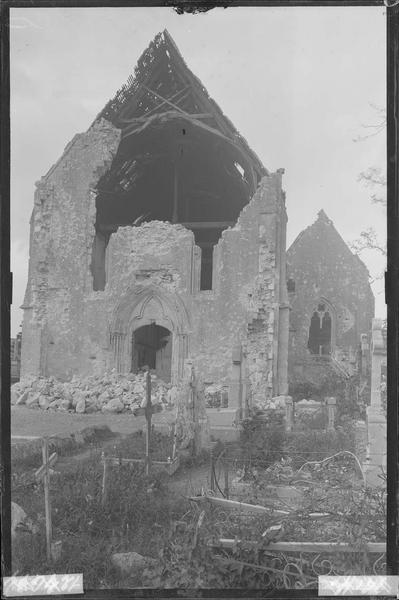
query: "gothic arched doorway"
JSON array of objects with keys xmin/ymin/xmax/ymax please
[{"xmin": 131, "ymin": 323, "xmax": 172, "ymax": 382}]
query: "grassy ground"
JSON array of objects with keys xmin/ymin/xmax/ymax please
[
  {"xmin": 11, "ymin": 405, "xmax": 175, "ymax": 439},
  {"xmin": 11, "ymin": 435, "xmax": 190, "ymax": 588}
]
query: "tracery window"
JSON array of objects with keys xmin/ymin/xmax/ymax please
[{"xmin": 307, "ymin": 302, "xmax": 332, "ymax": 356}]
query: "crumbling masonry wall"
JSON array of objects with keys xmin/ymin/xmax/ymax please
[
  {"xmin": 286, "ymin": 211, "xmax": 375, "ymax": 379},
  {"xmin": 21, "ymin": 126, "xmax": 288, "ymax": 407},
  {"xmin": 21, "ymin": 119, "xmax": 121, "ymax": 379}
]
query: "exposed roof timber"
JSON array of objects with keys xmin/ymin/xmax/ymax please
[
  {"xmin": 181, "ymin": 222, "xmax": 235, "ymax": 229},
  {"xmin": 121, "ymin": 110, "xmax": 258, "ymax": 186},
  {"xmin": 123, "ymin": 85, "xmax": 190, "ymax": 121},
  {"xmin": 122, "ymin": 112, "xmax": 212, "ymax": 127},
  {"xmin": 141, "ymin": 84, "xmax": 189, "ymax": 115},
  {"xmin": 96, "ymin": 30, "xmax": 267, "ymax": 179},
  {"xmin": 97, "ymin": 221, "xmax": 235, "ymax": 232},
  {"xmin": 116, "ymin": 58, "xmax": 165, "ymax": 122}
]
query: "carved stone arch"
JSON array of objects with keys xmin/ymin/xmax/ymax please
[
  {"xmin": 109, "ymin": 284, "xmax": 191, "ymax": 382},
  {"xmin": 129, "ymin": 294, "xmax": 175, "ymax": 333}
]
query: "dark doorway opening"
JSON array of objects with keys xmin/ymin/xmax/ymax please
[
  {"xmin": 307, "ymin": 303, "xmax": 332, "ymax": 356},
  {"xmin": 131, "ymin": 324, "xmax": 172, "ymax": 382},
  {"xmin": 200, "ymin": 246, "xmax": 213, "ymax": 290}
]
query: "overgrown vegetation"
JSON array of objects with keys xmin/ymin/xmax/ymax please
[
  {"xmin": 240, "ymin": 409, "xmax": 285, "ymax": 467},
  {"xmin": 142, "ymin": 474, "xmax": 386, "ymax": 588},
  {"xmin": 238, "ymin": 408, "xmax": 355, "ymax": 471},
  {"xmin": 12, "ymin": 454, "xmax": 189, "ymax": 588},
  {"xmin": 284, "ymin": 429, "xmax": 355, "ymax": 470},
  {"xmin": 12, "ymin": 413, "xmax": 384, "ymax": 589},
  {"xmin": 289, "ymin": 368, "xmax": 366, "ymax": 421}
]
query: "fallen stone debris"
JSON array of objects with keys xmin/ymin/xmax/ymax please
[
  {"xmin": 11, "ymin": 371, "xmax": 175, "ymax": 415},
  {"xmin": 111, "ymin": 552, "xmax": 158, "ymax": 575}
]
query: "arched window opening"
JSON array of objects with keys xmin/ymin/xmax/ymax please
[
  {"xmin": 131, "ymin": 323, "xmax": 172, "ymax": 382},
  {"xmin": 307, "ymin": 302, "xmax": 332, "ymax": 356}
]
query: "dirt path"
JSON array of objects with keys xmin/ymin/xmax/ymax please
[{"xmin": 11, "ymin": 406, "xmax": 175, "ymax": 440}]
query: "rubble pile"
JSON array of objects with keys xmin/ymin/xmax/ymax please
[{"xmin": 11, "ymin": 371, "xmax": 176, "ymax": 415}]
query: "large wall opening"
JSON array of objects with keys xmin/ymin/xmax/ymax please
[
  {"xmin": 91, "ymin": 116, "xmax": 262, "ymax": 291},
  {"xmin": 89, "ymin": 32, "xmax": 267, "ymax": 292},
  {"xmin": 131, "ymin": 323, "xmax": 172, "ymax": 382}
]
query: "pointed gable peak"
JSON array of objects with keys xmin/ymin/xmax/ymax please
[
  {"xmin": 316, "ymin": 209, "xmax": 333, "ymax": 226},
  {"xmin": 96, "ymin": 29, "xmax": 267, "ymax": 179}
]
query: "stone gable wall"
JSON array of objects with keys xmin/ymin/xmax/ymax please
[
  {"xmin": 21, "ymin": 126, "xmax": 288, "ymax": 407},
  {"xmin": 286, "ymin": 214, "xmax": 375, "ymax": 377}
]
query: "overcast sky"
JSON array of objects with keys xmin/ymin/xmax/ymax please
[{"xmin": 10, "ymin": 6, "xmax": 386, "ymax": 336}]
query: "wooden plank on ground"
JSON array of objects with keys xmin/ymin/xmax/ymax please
[
  {"xmin": 188, "ymin": 495, "xmax": 291, "ymax": 516},
  {"xmin": 216, "ymin": 538, "xmax": 386, "ymax": 554},
  {"xmin": 189, "ymin": 495, "xmax": 333, "ymax": 519}
]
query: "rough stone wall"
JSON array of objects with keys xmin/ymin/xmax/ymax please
[
  {"xmin": 21, "ymin": 128, "xmax": 288, "ymax": 408},
  {"xmin": 354, "ymin": 420, "xmax": 367, "ymax": 463},
  {"xmin": 286, "ymin": 211, "xmax": 375, "ymax": 379},
  {"xmin": 20, "ymin": 119, "xmax": 121, "ymax": 380}
]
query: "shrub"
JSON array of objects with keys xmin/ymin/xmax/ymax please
[
  {"xmin": 240, "ymin": 409, "xmax": 285, "ymax": 467},
  {"xmin": 290, "ymin": 368, "xmax": 366, "ymax": 421},
  {"xmin": 284, "ymin": 428, "xmax": 355, "ymax": 469}
]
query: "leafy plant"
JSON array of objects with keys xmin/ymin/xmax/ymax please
[
  {"xmin": 284, "ymin": 429, "xmax": 354, "ymax": 469},
  {"xmin": 240, "ymin": 410, "xmax": 285, "ymax": 468},
  {"xmin": 290, "ymin": 369, "xmax": 365, "ymax": 421}
]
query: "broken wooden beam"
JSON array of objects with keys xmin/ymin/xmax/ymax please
[
  {"xmin": 188, "ymin": 495, "xmax": 332, "ymax": 519},
  {"xmin": 188, "ymin": 495, "xmax": 290, "ymax": 516},
  {"xmin": 181, "ymin": 221, "xmax": 235, "ymax": 229},
  {"xmin": 142, "ymin": 84, "xmax": 189, "ymax": 116},
  {"xmin": 215, "ymin": 538, "xmax": 386, "ymax": 554},
  {"xmin": 121, "ymin": 113, "xmax": 212, "ymax": 125},
  {"xmin": 97, "ymin": 221, "xmax": 236, "ymax": 233},
  {"xmin": 119, "ymin": 86, "xmax": 190, "ymax": 121}
]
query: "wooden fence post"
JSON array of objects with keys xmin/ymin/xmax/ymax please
[
  {"xmin": 224, "ymin": 460, "xmax": 229, "ymax": 499},
  {"xmin": 210, "ymin": 450, "xmax": 215, "ymax": 493},
  {"xmin": 42, "ymin": 437, "xmax": 52, "ymax": 562},
  {"xmin": 145, "ymin": 369, "xmax": 152, "ymax": 476},
  {"xmin": 35, "ymin": 442, "xmax": 59, "ymax": 562},
  {"xmin": 285, "ymin": 397, "xmax": 294, "ymax": 432},
  {"xmin": 326, "ymin": 397, "xmax": 336, "ymax": 431},
  {"xmin": 101, "ymin": 452, "xmax": 109, "ymax": 506}
]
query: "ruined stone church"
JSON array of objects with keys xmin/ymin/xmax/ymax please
[
  {"xmin": 20, "ymin": 30, "xmax": 373, "ymax": 415},
  {"xmin": 21, "ymin": 30, "xmax": 290, "ymax": 415}
]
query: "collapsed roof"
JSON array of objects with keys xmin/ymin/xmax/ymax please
[
  {"xmin": 91, "ymin": 30, "xmax": 268, "ymax": 290},
  {"xmin": 93, "ymin": 30, "xmax": 267, "ymax": 229}
]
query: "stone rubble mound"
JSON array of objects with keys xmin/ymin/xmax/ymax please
[{"xmin": 11, "ymin": 371, "xmax": 176, "ymax": 415}]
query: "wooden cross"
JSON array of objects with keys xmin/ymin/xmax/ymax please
[{"xmin": 34, "ymin": 438, "xmax": 58, "ymax": 562}]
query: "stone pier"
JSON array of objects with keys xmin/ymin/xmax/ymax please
[{"xmin": 364, "ymin": 319, "xmax": 387, "ymax": 486}]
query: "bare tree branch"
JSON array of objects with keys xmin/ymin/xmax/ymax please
[
  {"xmin": 350, "ymin": 228, "xmax": 387, "ymax": 257},
  {"xmin": 353, "ymin": 104, "xmax": 386, "ymax": 143},
  {"xmin": 358, "ymin": 167, "xmax": 386, "ymax": 190}
]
